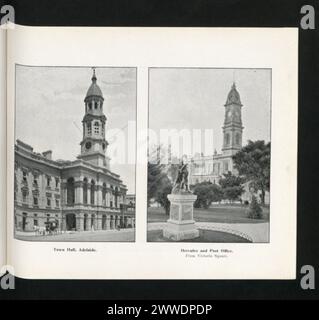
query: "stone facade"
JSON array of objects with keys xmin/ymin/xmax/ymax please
[{"xmin": 14, "ymin": 70, "xmax": 135, "ymax": 232}]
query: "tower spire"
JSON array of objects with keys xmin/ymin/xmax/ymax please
[
  {"xmin": 225, "ymin": 82, "xmax": 242, "ymax": 106},
  {"xmin": 78, "ymin": 69, "xmax": 109, "ymax": 168},
  {"xmin": 222, "ymin": 82, "xmax": 244, "ymax": 154}
]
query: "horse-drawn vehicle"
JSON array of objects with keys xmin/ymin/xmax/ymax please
[
  {"xmin": 45, "ymin": 219, "xmax": 59, "ymax": 235},
  {"xmin": 34, "ymin": 219, "xmax": 60, "ymax": 236}
]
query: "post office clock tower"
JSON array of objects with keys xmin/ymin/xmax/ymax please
[{"xmin": 222, "ymin": 82, "xmax": 244, "ymax": 156}]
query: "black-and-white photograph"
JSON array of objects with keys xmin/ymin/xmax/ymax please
[
  {"xmin": 147, "ymin": 68, "xmax": 271, "ymax": 243},
  {"xmin": 14, "ymin": 65, "xmax": 136, "ymax": 242}
]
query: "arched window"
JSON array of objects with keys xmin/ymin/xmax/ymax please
[
  {"xmin": 90, "ymin": 180, "xmax": 95, "ymax": 205},
  {"xmin": 87, "ymin": 122, "xmax": 92, "ymax": 135},
  {"xmin": 88, "ymin": 102, "xmax": 92, "ymax": 110},
  {"xmin": 114, "ymin": 187, "xmax": 119, "ymax": 208},
  {"xmin": 224, "ymin": 161, "xmax": 229, "ymax": 173},
  {"xmin": 22, "ymin": 212, "xmax": 27, "ymax": 231},
  {"xmin": 83, "ymin": 178, "xmax": 88, "ymax": 204},
  {"xmin": 22, "ymin": 170, "xmax": 27, "ymax": 182},
  {"xmin": 67, "ymin": 177, "xmax": 75, "ymax": 205},
  {"xmin": 225, "ymin": 133, "xmax": 230, "ymax": 146},
  {"xmin": 110, "ymin": 186, "xmax": 114, "ymax": 208},
  {"xmin": 235, "ymin": 133, "xmax": 240, "ymax": 145},
  {"xmin": 102, "ymin": 183, "xmax": 107, "ymax": 206},
  {"xmin": 22, "ymin": 189, "xmax": 28, "ymax": 202},
  {"xmin": 94, "ymin": 122, "xmax": 99, "ymax": 134}
]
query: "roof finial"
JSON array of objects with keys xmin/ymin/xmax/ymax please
[
  {"xmin": 232, "ymin": 70, "xmax": 236, "ymax": 88},
  {"xmin": 92, "ymin": 67, "xmax": 97, "ymax": 82}
]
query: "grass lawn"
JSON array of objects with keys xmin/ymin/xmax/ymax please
[
  {"xmin": 148, "ymin": 229, "xmax": 251, "ymax": 243},
  {"xmin": 148, "ymin": 204, "xmax": 269, "ymax": 224}
]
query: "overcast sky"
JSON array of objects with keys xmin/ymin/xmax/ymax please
[
  {"xmin": 16, "ymin": 66, "xmax": 136, "ymax": 194},
  {"xmin": 149, "ymin": 68, "xmax": 271, "ymax": 156},
  {"xmin": 16, "ymin": 67, "xmax": 271, "ymax": 192}
]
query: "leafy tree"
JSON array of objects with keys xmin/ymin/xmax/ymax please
[
  {"xmin": 155, "ymin": 180, "xmax": 172, "ymax": 215},
  {"xmin": 147, "ymin": 161, "xmax": 172, "ymax": 215},
  {"xmin": 148, "ymin": 161, "xmax": 163, "ymax": 203},
  {"xmin": 193, "ymin": 181, "xmax": 223, "ymax": 209},
  {"xmin": 219, "ymin": 172, "xmax": 244, "ymax": 202},
  {"xmin": 232, "ymin": 140, "xmax": 270, "ymax": 205},
  {"xmin": 247, "ymin": 195, "xmax": 263, "ymax": 219}
]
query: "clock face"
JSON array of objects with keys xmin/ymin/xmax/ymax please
[
  {"xmin": 227, "ymin": 111, "xmax": 232, "ymax": 119},
  {"xmin": 85, "ymin": 142, "xmax": 92, "ymax": 150}
]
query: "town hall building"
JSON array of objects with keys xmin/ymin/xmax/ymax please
[{"xmin": 14, "ymin": 69, "xmax": 135, "ymax": 233}]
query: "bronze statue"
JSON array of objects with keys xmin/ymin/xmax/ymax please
[{"xmin": 172, "ymin": 161, "xmax": 190, "ymax": 193}]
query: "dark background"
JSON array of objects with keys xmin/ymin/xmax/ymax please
[{"xmin": 1, "ymin": 0, "xmax": 319, "ymax": 300}]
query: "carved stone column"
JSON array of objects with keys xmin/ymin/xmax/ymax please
[
  {"xmin": 105, "ymin": 216, "xmax": 109, "ymax": 230},
  {"xmin": 85, "ymin": 214, "xmax": 91, "ymax": 231},
  {"xmin": 61, "ymin": 181, "xmax": 67, "ymax": 206},
  {"xmin": 93, "ymin": 214, "xmax": 98, "ymax": 230},
  {"xmin": 62, "ymin": 214, "xmax": 66, "ymax": 231},
  {"xmin": 76, "ymin": 214, "xmax": 84, "ymax": 231},
  {"xmin": 97, "ymin": 213, "xmax": 102, "ymax": 230},
  {"xmin": 75, "ymin": 179, "xmax": 83, "ymax": 205},
  {"xmin": 97, "ymin": 184, "xmax": 103, "ymax": 206},
  {"xmin": 94, "ymin": 186, "xmax": 98, "ymax": 206}
]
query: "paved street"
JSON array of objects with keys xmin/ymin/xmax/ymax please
[{"xmin": 15, "ymin": 229, "xmax": 135, "ymax": 242}]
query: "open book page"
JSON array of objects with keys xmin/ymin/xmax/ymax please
[
  {"xmin": 7, "ymin": 25, "xmax": 297, "ymax": 279},
  {"xmin": 0, "ymin": 28, "xmax": 7, "ymax": 270}
]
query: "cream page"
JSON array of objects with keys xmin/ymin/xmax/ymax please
[{"xmin": 7, "ymin": 26, "xmax": 297, "ymax": 279}]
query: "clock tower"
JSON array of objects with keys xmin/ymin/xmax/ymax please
[
  {"xmin": 222, "ymin": 82, "xmax": 244, "ymax": 155},
  {"xmin": 78, "ymin": 68, "xmax": 109, "ymax": 168}
]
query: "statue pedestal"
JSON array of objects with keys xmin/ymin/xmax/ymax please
[{"xmin": 163, "ymin": 193, "xmax": 199, "ymax": 241}]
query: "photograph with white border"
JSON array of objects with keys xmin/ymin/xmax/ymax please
[
  {"xmin": 147, "ymin": 67, "xmax": 271, "ymax": 243},
  {"xmin": 14, "ymin": 65, "xmax": 136, "ymax": 242}
]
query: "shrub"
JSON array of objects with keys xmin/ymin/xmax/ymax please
[
  {"xmin": 193, "ymin": 182, "xmax": 223, "ymax": 209},
  {"xmin": 247, "ymin": 195, "xmax": 263, "ymax": 219}
]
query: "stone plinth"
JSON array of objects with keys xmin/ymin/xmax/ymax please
[{"xmin": 163, "ymin": 193, "xmax": 199, "ymax": 241}]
